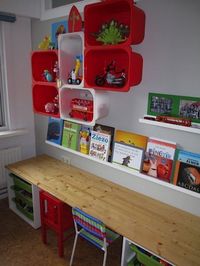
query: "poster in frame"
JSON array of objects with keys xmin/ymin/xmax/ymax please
[
  {"xmin": 51, "ymin": 20, "xmax": 68, "ymax": 49},
  {"xmin": 147, "ymin": 93, "xmax": 200, "ymax": 123}
]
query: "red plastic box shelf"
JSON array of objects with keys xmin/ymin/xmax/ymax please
[
  {"xmin": 31, "ymin": 50, "xmax": 58, "ymax": 83},
  {"xmin": 84, "ymin": 0, "xmax": 145, "ymax": 47},
  {"xmin": 32, "ymin": 84, "xmax": 60, "ymax": 117},
  {"xmin": 84, "ymin": 46, "xmax": 143, "ymax": 92}
]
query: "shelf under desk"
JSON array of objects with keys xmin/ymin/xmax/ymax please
[{"xmin": 6, "ymin": 154, "xmax": 200, "ymax": 266}]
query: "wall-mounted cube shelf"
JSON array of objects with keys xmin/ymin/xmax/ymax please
[
  {"xmin": 84, "ymin": 0, "xmax": 145, "ymax": 47},
  {"xmin": 58, "ymin": 32, "xmax": 84, "ymax": 88},
  {"xmin": 59, "ymin": 86, "xmax": 109, "ymax": 126}
]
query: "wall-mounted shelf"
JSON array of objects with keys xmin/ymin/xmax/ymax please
[
  {"xmin": 45, "ymin": 140, "xmax": 200, "ymax": 200},
  {"xmin": 139, "ymin": 117, "xmax": 200, "ymax": 134}
]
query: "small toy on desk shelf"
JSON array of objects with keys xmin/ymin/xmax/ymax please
[
  {"xmin": 38, "ymin": 36, "xmax": 51, "ymax": 50},
  {"xmin": 45, "ymin": 95, "xmax": 59, "ymax": 114},
  {"xmin": 94, "ymin": 20, "xmax": 129, "ymax": 45},
  {"xmin": 43, "ymin": 70, "xmax": 53, "ymax": 82},
  {"xmin": 69, "ymin": 98, "xmax": 93, "ymax": 122},
  {"xmin": 95, "ymin": 60, "xmax": 126, "ymax": 87},
  {"xmin": 67, "ymin": 55, "xmax": 83, "ymax": 85}
]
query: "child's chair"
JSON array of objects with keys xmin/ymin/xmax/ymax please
[
  {"xmin": 69, "ymin": 207, "xmax": 120, "ymax": 266},
  {"xmin": 39, "ymin": 190, "xmax": 74, "ymax": 257}
]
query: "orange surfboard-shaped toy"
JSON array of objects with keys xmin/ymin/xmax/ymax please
[{"xmin": 68, "ymin": 5, "xmax": 82, "ymax": 33}]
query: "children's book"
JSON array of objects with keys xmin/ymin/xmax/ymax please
[
  {"xmin": 177, "ymin": 150, "xmax": 200, "ymax": 167},
  {"xmin": 47, "ymin": 117, "xmax": 64, "ymax": 145},
  {"xmin": 93, "ymin": 124, "xmax": 115, "ymax": 162},
  {"xmin": 62, "ymin": 121, "xmax": 81, "ymax": 150},
  {"xmin": 89, "ymin": 130, "xmax": 111, "ymax": 161},
  {"xmin": 143, "ymin": 153, "xmax": 173, "ymax": 182},
  {"xmin": 79, "ymin": 125, "xmax": 93, "ymax": 155},
  {"xmin": 114, "ymin": 130, "xmax": 148, "ymax": 150},
  {"xmin": 142, "ymin": 137, "xmax": 176, "ymax": 182},
  {"xmin": 146, "ymin": 137, "xmax": 176, "ymax": 160},
  {"xmin": 112, "ymin": 142, "xmax": 144, "ymax": 172},
  {"xmin": 173, "ymin": 161, "xmax": 200, "ymax": 194}
]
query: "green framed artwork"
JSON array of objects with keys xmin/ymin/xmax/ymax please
[{"xmin": 147, "ymin": 93, "xmax": 200, "ymax": 123}]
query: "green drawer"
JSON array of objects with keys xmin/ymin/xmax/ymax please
[
  {"xmin": 10, "ymin": 174, "xmax": 32, "ymax": 193},
  {"xmin": 129, "ymin": 245, "xmax": 162, "ymax": 266},
  {"xmin": 12, "ymin": 198, "xmax": 34, "ymax": 221},
  {"xmin": 11, "ymin": 186, "xmax": 33, "ymax": 207}
]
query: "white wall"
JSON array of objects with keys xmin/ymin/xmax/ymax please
[
  {"xmin": 0, "ymin": 17, "xmax": 36, "ymax": 159},
  {"xmin": 0, "ymin": 0, "xmax": 41, "ymax": 18},
  {"xmin": 31, "ymin": 0, "xmax": 200, "ymax": 216}
]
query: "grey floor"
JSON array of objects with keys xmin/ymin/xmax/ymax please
[{"xmin": 0, "ymin": 198, "xmax": 122, "ymax": 266}]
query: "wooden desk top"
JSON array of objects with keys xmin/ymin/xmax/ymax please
[{"xmin": 6, "ymin": 154, "xmax": 200, "ymax": 266}]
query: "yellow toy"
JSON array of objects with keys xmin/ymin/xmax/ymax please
[
  {"xmin": 38, "ymin": 36, "xmax": 51, "ymax": 50},
  {"xmin": 79, "ymin": 130, "xmax": 90, "ymax": 154}
]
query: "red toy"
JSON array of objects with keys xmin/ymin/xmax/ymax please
[
  {"xmin": 68, "ymin": 6, "xmax": 82, "ymax": 33},
  {"xmin": 69, "ymin": 98, "xmax": 93, "ymax": 122}
]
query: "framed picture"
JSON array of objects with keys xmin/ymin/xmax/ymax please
[
  {"xmin": 112, "ymin": 142, "xmax": 144, "ymax": 171},
  {"xmin": 147, "ymin": 93, "xmax": 200, "ymax": 123},
  {"xmin": 51, "ymin": 20, "xmax": 68, "ymax": 49}
]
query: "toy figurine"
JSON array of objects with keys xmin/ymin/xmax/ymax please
[
  {"xmin": 94, "ymin": 20, "xmax": 129, "ymax": 45},
  {"xmin": 45, "ymin": 95, "xmax": 59, "ymax": 114},
  {"xmin": 43, "ymin": 70, "xmax": 53, "ymax": 82},
  {"xmin": 95, "ymin": 61, "xmax": 126, "ymax": 87},
  {"xmin": 67, "ymin": 55, "xmax": 82, "ymax": 85},
  {"xmin": 38, "ymin": 36, "xmax": 51, "ymax": 50}
]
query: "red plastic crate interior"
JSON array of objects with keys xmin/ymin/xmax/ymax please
[
  {"xmin": 85, "ymin": 48, "xmax": 129, "ymax": 87},
  {"xmin": 85, "ymin": 1, "xmax": 131, "ymax": 46},
  {"xmin": 32, "ymin": 52, "xmax": 58, "ymax": 82},
  {"xmin": 33, "ymin": 84, "xmax": 58, "ymax": 112}
]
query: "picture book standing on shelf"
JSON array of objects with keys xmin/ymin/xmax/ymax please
[
  {"xmin": 89, "ymin": 130, "xmax": 111, "ymax": 162},
  {"xmin": 79, "ymin": 125, "xmax": 93, "ymax": 155},
  {"xmin": 112, "ymin": 142, "xmax": 144, "ymax": 171},
  {"xmin": 47, "ymin": 117, "xmax": 64, "ymax": 145},
  {"xmin": 93, "ymin": 124, "xmax": 115, "ymax": 162},
  {"xmin": 62, "ymin": 121, "xmax": 81, "ymax": 150},
  {"xmin": 114, "ymin": 130, "xmax": 148, "ymax": 150},
  {"xmin": 143, "ymin": 137, "xmax": 176, "ymax": 182}
]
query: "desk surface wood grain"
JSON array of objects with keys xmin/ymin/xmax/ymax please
[{"xmin": 6, "ymin": 154, "xmax": 200, "ymax": 266}]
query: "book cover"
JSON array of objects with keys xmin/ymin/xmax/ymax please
[
  {"xmin": 142, "ymin": 153, "xmax": 173, "ymax": 182},
  {"xmin": 79, "ymin": 125, "xmax": 93, "ymax": 155},
  {"xmin": 46, "ymin": 117, "xmax": 64, "ymax": 145},
  {"xmin": 173, "ymin": 161, "xmax": 200, "ymax": 193},
  {"xmin": 51, "ymin": 20, "xmax": 67, "ymax": 49},
  {"xmin": 114, "ymin": 130, "xmax": 148, "ymax": 150},
  {"xmin": 112, "ymin": 142, "xmax": 144, "ymax": 172},
  {"xmin": 177, "ymin": 150, "xmax": 200, "ymax": 167},
  {"xmin": 146, "ymin": 137, "xmax": 176, "ymax": 160},
  {"xmin": 93, "ymin": 124, "xmax": 115, "ymax": 162},
  {"xmin": 89, "ymin": 130, "xmax": 111, "ymax": 161},
  {"xmin": 62, "ymin": 121, "xmax": 81, "ymax": 150}
]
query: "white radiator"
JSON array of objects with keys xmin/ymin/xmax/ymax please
[{"xmin": 0, "ymin": 146, "xmax": 22, "ymax": 197}]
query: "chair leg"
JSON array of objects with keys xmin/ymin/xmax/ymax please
[
  {"xmin": 102, "ymin": 250, "xmax": 107, "ymax": 266},
  {"xmin": 58, "ymin": 232, "xmax": 64, "ymax": 257},
  {"xmin": 69, "ymin": 233, "xmax": 79, "ymax": 266},
  {"xmin": 41, "ymin": 224, "xmax": 47, "ymax": 244}
]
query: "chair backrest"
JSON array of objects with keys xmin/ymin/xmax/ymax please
[{"xmin": 72, "ymin": 207, "xmax": 106, "ymax": 239}]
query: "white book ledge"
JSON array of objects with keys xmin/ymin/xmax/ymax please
[
  {"xmin": 139, "ymin": 117, "xmax": 200, "ymax": 134},
  {"xmin": 46, "ymin": 140, "xmax": 200, "ymax": 200}
]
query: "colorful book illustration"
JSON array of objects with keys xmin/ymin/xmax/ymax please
[
  {"xmin": 79, "ymin": 125, "xmax": 93, "ymax": 155},
  {"xmin": 89, "ymin": 131, "xmax": 111, "ymax": 162},
  {"xmin": 177, "ymin": 150, "xmax": 200, "ymax": 167},
  {"xmin": 173, "ymin": 161, "xmax": 200, "ymax": 194},
  {"xmin": 62, "ymin": 121, "xmax": 81, "ymax": 150},
  {"xmin": 146, "ymin": 137, "xmax": 176, "ymax": 160},
  {"xmin": 47, "ymin": 117, "xmax": 64, "ymax": 145},
  {"xmin": 143, "ymin": 137, "xmax": 176, "ymax": 182},
  {"xmin": 93, "ymin": 124, "xmax": 115, "ymax": 162},
  {"xmin": 114, "ymin": 130, "xmax": 148, "ymax": 150},
  {"xmin": 112, "ymin": 142, "xmax": 144, "ymax": 172},
  {"xmin": 51, "ymin": 20, "xmax": 67, "ymax": 49}
]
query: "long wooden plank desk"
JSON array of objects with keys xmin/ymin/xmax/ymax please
[{"xmin": 6, "ymin": 154, "xmax": 200, "ymax": 266}]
